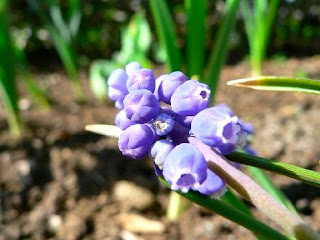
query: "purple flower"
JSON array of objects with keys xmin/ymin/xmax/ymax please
[
  {"xmin": 107, "ymin": 69, "xmax": 128, "ymax": 102},
  {"xmin": 191, "ymin": 106, "xmax": 247, "ymax": 155},
  {"xmin": 156, "ymin": 71, "xmax": 187, "ymax": 104},
  {"xmin": 150, "ymin": 140, "xmax": 174, "ymax": 169},
  {"xmin": 193, "ymin": 169, "xmax": 226, "ymax": 198},
  {"xmin": 151, "ymin": 113, "xmax": 174, "ymax": 136},
  {"xmin": 115, "ymin": 110, "xmax": 135, "ymax": 130},
  {"xmin": 118, "ymin": 124, "xmax": 157, "ymax": 159},
  {"xmin": 154, "ymin": 74, "xmax": 168, "ymax": 100},
  {"xmin": 175, "ymin": 114, "xmax": 194, "ymax": 128},
  {"xmin": 123, "ymin": 89, "xmax": 159, "ymax": 123},
  {"xmin": 154, "ymin": 163, "xmax": 163, "ymax": 177},
  {"xmin": 163, "ymin": 143, "xmax": 207, "ymax": 193},
  {"xmin": 239, "ymin": 120, "xmax": 254, "ymax": 135},
  {"xmin": 125, "ymin": 62, "xmax": 142, "ymax": 76},
  {"xmin": 171, "ymin": 80, "xmax": 211, "ymax": 116},
  {"xmin": 126, "ymin": 68, "xmax": 155, "ymax": 92},
  {"xmin": 167, "ymin": 121, "xmax": 190, "ymax": 144},
  {"xmin": 115, "ymin": 100, "xmax": 124, "ymax": 110},
  {"xmin": 245, "ymin": 146, "xmax": 257, "ymax": 156}
]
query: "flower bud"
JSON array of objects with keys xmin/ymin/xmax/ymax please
[
  {"xmin": 163, "ymin": 143, "xmax": 207, "ymax": 193},
  {"xmin": 115, "ymin": 110, "xmax": 135, "ymax": 130},
  {"xmin": 193, "ymin": 169, "xmax": 226, "ymax": 198},
  {"xmin": 118, "ymin": 124, "xmax": 157, "ymax": 159},
  {"xmin": 156, "ymin": 71, "xmax": 187, "ymax": 104},
  {"xmin": 191, "ymin": 105, "xmax": 247, "ymax": 155},
  {"xmin": 125, "ymin": 62, "xmax": 142, "ymax": 76},
  {"xmin": 150, "ymin": 140, "xmax": 174, "ymax": 170},
  {"xmin": 123, "ymin": 89, "xmax": 159, "ymax": 123},
  {"xmin": 107, "ymin": 69, "xmax": 128, "ymax": 102},
  {"xmin": 167, "ymin": 121, "xmax": 189, "ymax": 144},
  {"xmin": 154, "ymin": 74, "xmax": 168, "ymax": 100},
  {"xmin": 151, "ymin": 113, "xmax": 174, "ymax": 136},
  {"xmin": 115, "ymin": 100, "xmax": 124, "ymax": 110},
  {"xmin": 171, "ymin": 80, "xmax": 211, "ymax": 116},
  {"xmin": 174, "ymin": 114, "xmax": 194, "ymax": 128},
  {"xmin": 154, "ymin": 163, "xmax": 163, "ymax": 177},
  {"xmin": 126, "ymin": 68, "xmax": 155, "ymax": 92}
]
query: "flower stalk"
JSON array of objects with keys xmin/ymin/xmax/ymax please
[{"xmin": 188, "ymin": 137, "xmax": 319, "ymax": 240}]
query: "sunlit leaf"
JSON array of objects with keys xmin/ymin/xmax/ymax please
[
  {"xmin": 227, "ymin": 76, "xmax": 320, "ymax": 95},
  {"xmin": 204, "ymin": 0, "xmax": 240, "ymax": 101},
  {"xmin": 160, "ymin": 179, "xmax": 288, "ymax": 240},
  {"xmin": 185, "ymin": 0, "xmax": 206, "ymax": 77},
  {"xmin": 150, "ymin": 0, "xmax": 181, "ymax": 71},
  {"xmin": 89, "ymin": 60, "xmax": 117, "ymax": 101},
  {"xmin": 227, "ymin": 152, "xmax": 320, "ymax": 188}
]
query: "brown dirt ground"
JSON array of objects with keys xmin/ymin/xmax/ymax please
[{"xmin": 1, "ymin": 56, "xmax": 320, "ymax": 240}]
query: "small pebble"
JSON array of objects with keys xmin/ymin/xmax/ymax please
[
  {"xmin": 48, "ymin": 214, "xmax": 62, "ymax": 233},
  {"xmin": 113, "ymin": 181, "xmax": 155, "ymax": 210},
  {"xmin": 115, "ymin": 213, "xmax": 165, "ymax": 233}
]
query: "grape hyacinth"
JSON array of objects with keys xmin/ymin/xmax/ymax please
[{"xmin": 106, "ymin": 62, "xmax": 252, "ymax": 198}]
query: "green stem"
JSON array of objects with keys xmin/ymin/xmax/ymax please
[
  {"xmin": 227, "ymin": 152, "xmax": 320, "ymax": 188},
  {"xmin": 166, "ymin": 191, "xmax": 190, "ymax": 221},
  {"xmin": 189, "ymin": 137, "xmax": 319, "ymax": 239},
  {"xmin": 160, "ymin": 179, "xmax": 289, "ymax": 240}
]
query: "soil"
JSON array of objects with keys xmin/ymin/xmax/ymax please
[{"xmin": 1, "ymin": 56, "xmax": 320, "ymax": 240}]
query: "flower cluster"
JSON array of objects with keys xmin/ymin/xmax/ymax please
[{"xmin": 108, "ymin": 62, "xmax": 250, "ymax": 197}]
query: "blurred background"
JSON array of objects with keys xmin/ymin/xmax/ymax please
[{"xmin": 1, "ymin": 0, "xmax": 320, "ymax": 239}]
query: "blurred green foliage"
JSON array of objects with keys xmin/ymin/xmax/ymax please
[
  {"xmin": 89, "ymin": 12, "xmax": 153, "ymax": 100},
  {"xmin": 8, "ymin": 0, "xmax": 320, "ymax": 69}
]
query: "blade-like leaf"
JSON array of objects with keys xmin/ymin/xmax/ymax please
[
  {"xmin": 185, "ymin": 0, "xmax": 207, "ymax": 78},
  {"xmin": 67, "ymin": 0, "xmax": 81, "ymax": 37},
  {"xmin": 227, "ymin": 76, "xmax": 320, "ymax": 95},
  {"xmin": 28, "ymin": 0, "xmax": 84, "ymax": 101},
  {"xmin": 0, "ymin": 0, "xmax": 22, "ymax": 137},
  {"xmin": 150, "ymin": 0, "xmax": 181, "ymax": 71},
  {"xmin": 14, "ymin": 45, "xmax": 50, "ymax": 110},
  {"xmin": 261, "ymin": 0, "xmax": 279, "ymax": 64},
  {"xmin": 160, "ymin": 178, "xmax": 289, "ymax": 240},
  {"xmin": 227, "ymin": 152, "xmax": 320, "ymax": 188},
  {"xmin": 204, "ymin": 0, "xmax": 240, "ymax": 101}
]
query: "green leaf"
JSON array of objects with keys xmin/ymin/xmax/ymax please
[
  {"xmin": 28, "ymin": 0, "xmax": 84, "ymax": 101},
  {"xmin": 89, "ymin": 60, "xmax": 117, "ymax": 101},
  {"xmin": 241, "ymin": 0, "xmax": 280, "ymax": 75},
  {"xmin": 67, "ymin": 0, "xmax": 81, "ymax": 37},
  {"xmin": 0, "ymin": 0, "xmax": 23, "ymax": 137},
  {"xmin": 185, "ymin": 0, "xmax": 207, "ymax": 78},
  {"xmin": 227, "ymin": 152, "xmax": 320, "ymax": 188},
  {"xmin": 14, "ymin": 45, "xmax": 50, "ymax": 110},
  {"xmin": 221, "ymin": 188, "xmax": 251, "ymax": 215},
  {"xmin": 118, "ymin": 13, "xmax": 152, "ymax": 64},
  {"xmin": 150, "ymin": 0, "xmax": 181, "ymax": 71},
  {"xmin": 204, "ymin": 0, "xmax": 240, "ymax": 101},
  {"xmin": 119, "ymin": 26, "xmax": 135, "ymax": 63},
  {"xmin": 227, "ymin": 76, "xmax": 320, "ymax": 95},
  {"xmin": 135, "ymin": 13, "xmax": 152, "ymax": 55},
  {"xmin": 160, "ymin": 178, "xmax": 289, "ymax": 240}
]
